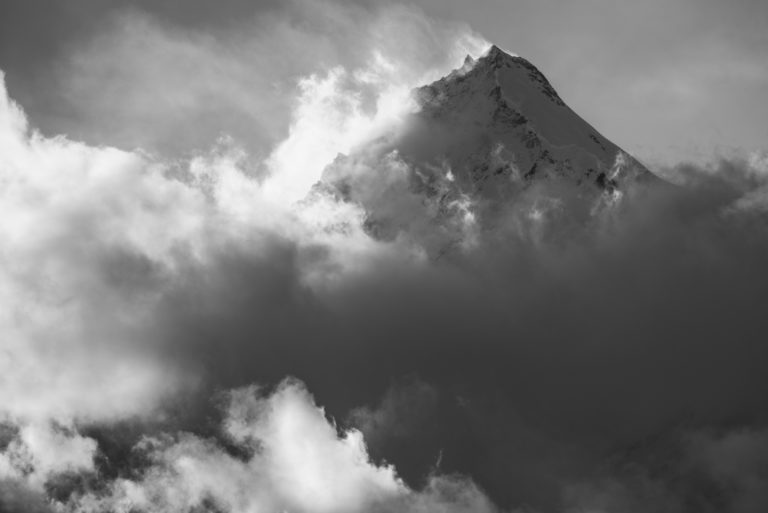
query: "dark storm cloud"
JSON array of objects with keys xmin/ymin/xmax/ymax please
[
  {"xmin": 27, "ymin": 151, "xmax": 757, "ymax": 512},
  {"xmin": 70, "ymin": 152, "xmax": 765, "ymax": 511},
  {"xmin": 3, "ymin": 57, "xmax": 768, "ymax": 513},
  {"xmin": 3, "ymin": 103, "xmax": 768, "ymax": 513},
  {"xmin": 561, "ymin": 426, "xmax": 768, "ymax": 513}
]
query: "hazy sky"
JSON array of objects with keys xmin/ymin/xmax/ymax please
[{"xmin": 1, "ymin": 0, "xmax": 767, "ymax": 167}]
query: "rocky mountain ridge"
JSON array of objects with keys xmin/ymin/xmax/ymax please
[{"xmin": 313, "ymin": 45, "xmax": 660, "ymax": 249}]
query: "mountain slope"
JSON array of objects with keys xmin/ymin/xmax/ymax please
[
  {"xmin": 405, "ymin": 45, "xmax": 655, "ymax": 195},
  {"xmin": 316, "ymin": 45, "xmax": 659, "ymax": 248}
]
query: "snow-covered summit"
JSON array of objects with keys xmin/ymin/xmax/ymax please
[
  {"xmin": 315, "ymin": 45, "xmax": 659, "ymax": 250},
  {"xmin": 408, "ymin": 44, "xmax": 655, "ymax": 197}
]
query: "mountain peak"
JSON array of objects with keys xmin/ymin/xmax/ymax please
[
  {"xmin": 458, "ymin": 45, "xmax": 518, "ymax": 77},
  {"xmin": 409, "ymin": 46, "xmax": 655, "ymax": 193},
  {"xmin": 484, "ymin": 44, "xmax": 514, "ymax": 60},
  {"xmin": 317, "ymin": 47, "xmax": 658, "ymax": 252},
  {"xmin": 478, "ymin": 44, "xmax": 523, "ymax": 68}
]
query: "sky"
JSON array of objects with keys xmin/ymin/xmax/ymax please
[
  {"xmin": 1, "ymin": 0, "xmax": 767, "ymax": 167},
  {"xmin": 1, "ymin": 2, "xmax": 768, "ymax": 513}
]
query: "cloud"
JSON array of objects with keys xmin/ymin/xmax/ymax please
[
  {"xmin": 0, "ymin": 4, "xmax": 488, "ymax": 423},
  {"xmin": 68, "ymin": 379, "xmax": 497, "ymax": 513},
  {"xmin": 43, "ymin": 0, "xmax": 487, "ymax": 158},
  {"xmin": 1, "ymin": 3, "xmax": 768, "ymax": 512},
  {"xmin": 687, "ymin": 429, "xmax": 768, "ymax": 513},
  {"xmin": 0, "ymin": 9, "xmax": 501, "ymax": 510},
  {"xmin": 562, "ymin": 426, "xmax": 768, "ymax": 513},
  {"xmin": 0, "ymin": 421, "xmax": 97, "ymax": 489},
  {"xmin": 0, "ymin": 72, "xmax": 198, "ymax": 424},
  {"xmin": 349, "ymin": 376, "xmax": 440, "ymax": 445},
  {"xmin": 0, "ymin": 479, "xmax": 54, "ymax": 513}
]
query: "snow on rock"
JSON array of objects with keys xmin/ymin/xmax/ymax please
[{"xmin": 314, "ymin": 45, "xmax": 660, "ymax": 251}]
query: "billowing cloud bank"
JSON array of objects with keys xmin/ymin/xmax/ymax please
[
  {"xmin": 0, "ymin": 6, "xmax": 501, "ymax": 510},
  {"xmin": 68, "ymin": 379, "xmax": 495, "ymax": 513},
  {"xmin": 1, "ymin": 3, "xmax": 768, "ymax": 512}
]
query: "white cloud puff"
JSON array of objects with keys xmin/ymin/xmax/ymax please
[{"xmin": 71, "ymin": 379, "xmax": 497, "ymax": 513}]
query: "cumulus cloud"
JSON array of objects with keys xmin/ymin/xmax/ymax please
[
  {"xmin": 0, "ymin": 1, "xmax": 488, "ymax": 426},
  {"xmin": 0, "ymin": 6, "xmax": 499, "ymax": 509},
  {"xmin": 64, "ymin": 379, "xmax": 496, "ymax": 513},
  {"xmin": 5, "ymin": 56, "xmax": 768, "ymax": 507},
  {"xmin": 0, "ymin": 71, "xmax": 197, "ymax": 424}
]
